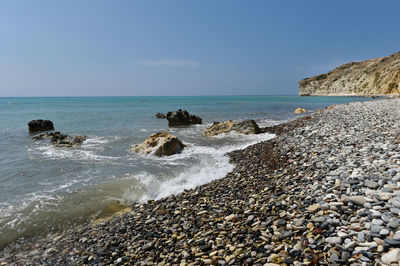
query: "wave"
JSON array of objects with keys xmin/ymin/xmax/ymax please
[{"xmin": 124, "ymin": 131, "xmax": 274, "ymax": 202}]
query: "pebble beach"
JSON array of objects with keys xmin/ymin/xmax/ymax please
[{"xmin": 2, "ymin": 98, "xmax": 400, "ymax": 265}]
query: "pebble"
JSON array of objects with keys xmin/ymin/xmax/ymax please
[
  {"xmin": 381, "ymin": 248, "xmax": 400, "ymax": 264},
  {"xmin": 349, "ymin": 196, "xmax": 366, "ymax": 206},
  {"xmin": 326, "ymin": 237, "xmax": 342, "ymax": 245},
  {"xmin": 307, "ymin": 203, "xmax": 320, "ymax": 212}
]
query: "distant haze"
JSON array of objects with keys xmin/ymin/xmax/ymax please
[{"xmin": 0, "ymin": 0, "xmax": 399, "ymax": 97}]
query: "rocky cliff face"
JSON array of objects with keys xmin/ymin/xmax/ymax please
[{"xmin": 299, "ymin": 52, "xmax": 400, "ymax": 96}]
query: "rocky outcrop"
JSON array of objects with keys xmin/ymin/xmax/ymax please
[
  {"xmin": 132, "ymin": 132, "xmax": 186, "ymax": 157},
  {"xmin": 204, "ymin": 120, "xmax": 261, "ymax": 136},
  {"xmin": 28, "ymin": 120, "xmax": 54, "ymax": 132},
  {"xmin": 32, "ymin": 131, "xmax": 61, "ymax": 140},
  {"xmin": 204, "ymin": 120, "xmax": 236, "ymax": 136},
  {"xmin": 32, "ymin": 131, "xmax": 86, "ymax": 147},
  {"xmin": 232, "ymin": 120, "xmax": 261, "ymax": 135},
  {"xmin": 299, "ymin": 51, "xmax": 400, "ymax": 96},
  {"xmin": 51, "ymin": 133, "xmax": 87, "ymax": 147},
  {"xmin": 166, "ymin": 109, "xmax": 202, "ymax": 126},
  {"xmin": 294, "ymin": 107, "xmax": 307, "ymax": 114},
  {"xmin": 155, "ymin": 113, "xmax": 166, "ymax": 119}
]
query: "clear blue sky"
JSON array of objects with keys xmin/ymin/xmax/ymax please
[{"xmin": 1, "ymin": 0, "xmax": 399, "ymax": 97}]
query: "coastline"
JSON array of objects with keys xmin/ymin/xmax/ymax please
[
  {"xmin": 2, "ymin": 98, "xmax": 400, "ymax": 264},
  {"xmin": 299, "ymin": 93, "xmax": 400, "ymax": 98}
]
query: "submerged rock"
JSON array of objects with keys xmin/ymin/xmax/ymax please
[
  {"xmin": 51, "ymin": 133, "xmax": 86, "ymax": 147},
  {"xmin": 132, "ymin": 131, "xmax": 186, "ymax": 156},
  {"xmin": 155, "ymin": 112, "xmax": 166, "ymax": 119},
  {"xmin": 32, "ymin": 131, "xmax": 61, "ymax": 140},
  {"xmin": 166, "ymin": 109, "xmax": 202, "ymax": 126},
  {"xmin": 28, "ymin": 119, "xmax": 54, "ymax": 132},
  {"xmin": 204, "ymin": 119, "xmax": 261, "ymax": 136}
]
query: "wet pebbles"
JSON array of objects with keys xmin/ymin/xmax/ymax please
[{"xmin": 2, "ymin": 98, "xmax": 400, "ymax": 265}]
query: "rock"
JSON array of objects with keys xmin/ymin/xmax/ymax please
[
  {"xmin": 51, "ymin": 134, "xmax": 86, "ymax": 147},
  {"xmin": 132, "ymin": 132, "xmax": 186, "ymax": 157},
  {"xmin": 166, "ymin": 109, "xmax": 202, "ymax": 126},
  {"xmin": 349, "ymin": 196, "xmax": 366, "ymax": 206},
  {"xmin": 225, "ymin": 214, "xmax": 237, "ymax": 222},
  {"xmin": 393, "ymin": 231, "xmax": 400, "ymax": 241},
  {"xmin": 382, "ymin": 248, "xmax": 400, "ymax": 265},
  {"xmin": 231, "ymin": 120, "xmax": 261, "ymax": 135},
  {"xmin": 142, "ymin": 241, "xmax": 154, "ymax": 251},
  {"xmin": 204, "ymin": 120, "xmax": 236, "ymax": 136},
  {"xmin": 32, "ymin": 131, "xmax": 61, "ymax": 140},
  {"xmin": 203, "ymin": 120, "xmax": 261, "ymax": 136},
  {"xmin": 307, "ymin": 203, "xmax": 320, "ymax": 212},
  {"xmin": 155, "ymin": 112, "xmax": 166, "ymax": 119},
  {"xmin": 365, "ymin": 179, "xmax": 379, "ymax": 189},
  {"xmin": 299, "ymin": 51, "xmax": 400, "ymax": 96},
  {"xmin": 380, "ymin": 228, "xmax": 390, "ymax": 237},
  {"xmin": 326, "ymin": 237, "xmax": 342, "ymax": 245},
  {"xmin": 294, "ymin": 107, "xmax": 307, "ymax": 114},
  {"xmin": 384, "ymin": 239, "xmax": 400, "ymax": 246},
  {"xmin": 28, "ymin": 119, "xmax": 54, "ymax": 132}
]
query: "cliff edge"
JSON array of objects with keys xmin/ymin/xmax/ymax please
[{"xmin": 299, "ymin": 52, "xmax": 400, "ymax": 96}]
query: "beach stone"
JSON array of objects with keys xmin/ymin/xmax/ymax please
[
  {"xmin": 365, "ymin": 180, "xmax": 379, "ymax": 189},
  {"xmin": 132, "ymin": 131, "xmax": 186, "ymax": 156},
  {"xmin": 307, "ymin": 203, "xmax": 320, "ymax": 212},
  {"xmin": 28, "ymin": 119, "xmax": 54, "ymax": 132},
  {"xmin": 326, "ymin": 237, "xmax": 342, "ymax": 245},
  {"xmin": 142, "ymin": 241, "xmax": 154, "ymax": 251},
  {"xmin": 166, "ymin": 109, "xmax": 202, "ymax": 126},
  {"xmin": 371, "ymin": 225, "xmax": 382, "ymax": 234},
  {"xmin": 330, "ymin": 253, "xmax": 339, "ymax": 262},
  {"xmin": 385, "ymin": 239, "xmax": 400, "ymax": 246},
  {"xmin": 393, "ymin": 231, "xmax": 400, "ymax": 241},
  {"xmin": 225, "ymin": 214, "xmax": 237, "ymax": 222},
  {"xmin": 392, "ymin": 208, "xmax": 400, "ymax": 215},
  {"xmin": 349, "ymin": 196, "xmax": 366, "ymax": 206},
  {"xmin": 372, "ymin": 219, "xmax": 384, "ymax": 226},
  {"xmin": 380, "ymin": 228, "xmax": 390, "ymax": 237},
  {"xmin": 382, "ymin": 248, "xmax": 400, "ymax": 264}
]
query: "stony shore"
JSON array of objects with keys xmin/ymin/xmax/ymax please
[{"xmin": 2, "ymin": 98, "xmax": 400, "ymax": 265}]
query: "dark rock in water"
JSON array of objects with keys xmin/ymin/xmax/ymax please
[
  {"xmin": 28, "ymin": 120, "xmax": 54, "ymax": 132},
  {"xmin": 231, "ymin": 120, "xmax": 261, "ymax": 135},
  {"xmin": 155, "ymin": 112, "xmax": 166, "ymax": 119},
  {"xmin": 32, "ymin": 131, "xmax": 61, "ymax": 140},
  {"xmin": 166, "ymin": 109, "xmax": 202, "ymax": 126},
  {"xmin": 51, "ymin": 134, "xmax": 86, "ymax": 147}
]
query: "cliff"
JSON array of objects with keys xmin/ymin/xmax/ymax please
[{"xmin": 299, "ymin": 52, "xmax": 400, "ymax": 96}]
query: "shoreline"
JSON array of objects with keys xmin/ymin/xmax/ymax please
[{"xmin": 2, "ymin": 98, "xmax": 400, "ymax": 264}]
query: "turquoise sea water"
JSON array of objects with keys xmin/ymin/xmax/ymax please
[{"xmin": 0, "ymin": 95, "xmax": 372, "ymax": 248}]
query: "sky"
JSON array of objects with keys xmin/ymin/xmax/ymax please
[{"xmin": 0, "ymin": 0, "xmax": 399, "ymax": 97}]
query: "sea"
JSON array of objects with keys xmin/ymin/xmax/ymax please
[{"xmin": 0, "ymin": 95, "xmax": 372, "ymax": 248}]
